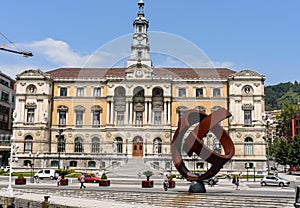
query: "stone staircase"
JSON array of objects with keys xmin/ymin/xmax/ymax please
[{"xmin": 108, "ymin": 158, "xmax": 163, "ymax": 178}]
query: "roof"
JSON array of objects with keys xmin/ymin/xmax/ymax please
[{"xmin": 47, "ymin": 67, "xmax": 236, "ymax": 80}]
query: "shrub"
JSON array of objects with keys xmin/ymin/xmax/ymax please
[
  {"xmin": 17, "ymin": 173, "xmax": 24, "ymax": 179},
  {"xmin": 101, "ymin": 172, "xmax": 107, "ymax": 180},
  {"xmin": 168, "ymin": 174, "xmax": 176, "ymax": 180},
  {"xmin": 143, "ymin": 170, "xmax": 154, "ymax": 181}
]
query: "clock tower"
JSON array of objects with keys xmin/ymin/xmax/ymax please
[{"xmin": 127, "ymin": 0, "xmax": 152, "ymax": 70}]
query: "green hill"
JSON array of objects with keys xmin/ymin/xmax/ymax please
[{"xmin": 265, "ymin": 81, "xmax": 300, "ymax": 111}]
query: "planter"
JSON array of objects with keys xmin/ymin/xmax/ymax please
[
  {"xmin": 142, "ymin": 180, "xmax": 153, "ymax": 188},
  {"xmin": 168, "ymin": 180, "xmax": 176, "ymax": 188},
  {"xmin": 15, "ymin": 178, "xmax": 26, "ymax": 185},
  {"xmin": 60, "ymin": 178, "xmax": 69, "ymax": 186},
  {"xmin": 99, "ymin": 180, "xmax": 110, "ymax": 186}
]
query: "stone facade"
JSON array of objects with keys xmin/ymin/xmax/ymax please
[{"xmin": 12, "ymin": 0, "xmax": 267, "ymax": 174}]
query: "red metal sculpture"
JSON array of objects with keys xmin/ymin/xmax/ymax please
[{"xmin": 171, "ymin": 108, "xmax": 235, "ymax": 181}]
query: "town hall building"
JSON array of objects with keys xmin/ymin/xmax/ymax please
[{"xmin": 12, "ymin": 0, "xmax": 267, "ymax": 174}]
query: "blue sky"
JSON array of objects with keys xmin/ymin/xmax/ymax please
[{"xmin": 0, "ymin": 0, "xmax": 299, "ymax": 85}]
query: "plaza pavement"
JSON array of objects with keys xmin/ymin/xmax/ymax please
[{"xmin": 0, "ymin": 173, "xmax": 299, "ymax": 207}]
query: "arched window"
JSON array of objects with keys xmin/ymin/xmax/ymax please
[
  {"xmin": 114, "ymin": 137, "xmax": 123, "ymax": 153},
  {"xmin": 88, "ymin": 161, "xmax": 96, "ymax": 167},
  {"xmin": 176, "ymin": 106, "xmax": 188, "ymax": 120},
  {"xmin": 153, "ymin": 138, "xmax": 162, "ymax": 154},
  {"xmin": 57, "ymin": 135, "xmax": 66, "ymax": 153},
  {"xmin": 244, "ymin": 137, "xmax": 253, "ymax": 155},
  {"xmin": 74, "ymin": 137, "xmax": 83, "ymax": 153},
  {"xmin": 100, "ymin": 161, "xmax": 106, "ymax": 168},
  {"xmin": 195, "ymin": 106, "xmax": 206, "ymax": 113},
  {"xmin": 91, "ymin": 137, "xmax": 100, "ymax": 153},
  {"xmin": 24, "ymin": 135, "xmax": 33, "ymax": 152}
]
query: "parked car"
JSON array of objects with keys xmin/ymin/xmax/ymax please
[
  {"xmin": 34, "ymin": 169, "xmax": 57, "ymax": 180},
  {"xmin": 288, "ymin": 167, "xmax": 297, "ymax": 174},
  {"xmin": 77, "ymin": 174, "xmax": 100, "ymax": 183},
  {"xmin": 1, "ymin": 166, "xmax": 10, "ymax": 172},
  {"xmin": 260, "ymin": 175, "xmax": 290, "ymax": 187}
]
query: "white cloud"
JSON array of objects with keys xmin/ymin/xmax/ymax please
[{"xmin": 21, "ymin": 38, "xmax": 88, "ymax": 66}]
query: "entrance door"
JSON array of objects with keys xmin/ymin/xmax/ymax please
[{"xmin": 132, "ymin": 137, "xmax": 143, "ymax": 157}]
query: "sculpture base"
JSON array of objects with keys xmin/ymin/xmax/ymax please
[{"xmin": 188, "ymin": 181, "xmax": 206, "ymax": 193}]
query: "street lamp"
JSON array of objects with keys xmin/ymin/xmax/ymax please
[
  {"xmin": 55, "ymin": 128, "xmax": 72, "ymax": 171},
  {"xmin": 29, "ymin": 152, "xmax": 40, "ymax": 183},
  {"xmin": 253, "ymin": 118, "xmax": 273, "ymax": 175},
  {"xmin": 7, "ymin": 137, "xmax": 19, "ymax": 197}
]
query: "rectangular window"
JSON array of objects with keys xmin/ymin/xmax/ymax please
[
  {"xmin": 117, "ymin": 111, "xmax": 124, "ymax": 125},
  {"xmin": 27, "ymin": 109, "xmax": 35, "ymax": 123},
  {"xmin": 24, "ymin": 141, "xmax": 32, "ymax": 152},
  {"xmin": 60, "ymin": 87, "xmax": 67, "ymax": 96},
  {"xmin": 59, "ymin": 111, "xmax": 66, "ymax": 125},
  {"xmin": 136, "ymin": 111, "xmax": 143, "ymax": 126},
  {"xmin": 76, "ymin": 111, "xmax": 83, "ymax": 126},
  {"xmin": 213, "ymin": 88, "xmax": 221, "ymax": 97},
  {"xmin": 154, "ymin": 111, "xmax": 161, "ymax": 125},
  {"xmin": 244, "ymin": 110, "xmax": 252, "ymax": 125},
  {"xmin": 179, "ymin": 88, "xmax": 186, "ymax": 97},
  {"xmin": 93, "ymin": 87, "xmax": 101, "ymax": 97},
  {"xmin": 196, "ymin": 88, "xmax": 203, "ymax": 98},
  {"xmin": 92, "ymin": 111, "xmax": 100, "ymax": 126},
  {"xmin": 1, "ymin": 91, "xmax": 9, "ymax": 102},
  {"xmin": 76, "ymin": 88, "xmax": 84, "ymax": 96}
]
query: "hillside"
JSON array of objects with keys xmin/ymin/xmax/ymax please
[{"xmin": 265, "ymin": 81, "xmax": 300, "ymax": 110}]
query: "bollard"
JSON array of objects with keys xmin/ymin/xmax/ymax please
[
  {"xmin": 42, "ymin": 196, "xmax": 50, "ymax": 208},
  {"xmin": 295, "ymin": 186, "xmax": 300, "ymax": 208}
]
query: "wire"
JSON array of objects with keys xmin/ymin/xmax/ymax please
[{"xmin": 0, "ymin": 31, "xmax": 22, "ymax": 51}]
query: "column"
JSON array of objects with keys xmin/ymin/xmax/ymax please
[
  {"xmin": 148, "ymin": 102, "xmax": 152, "ymax": 124},
  {"xmin": 129, "ymin": 102, "xmax": 133, "ymax": 124},
  {"xmin": 164, "ymin": 102, "xmax": 167, "ymax": 125},
  {"xmin": 110, "ymin": 102, "xmax": 114, "ymax": 124},
  {"xmin": 106, "ymin": 102, "xmax": 110, "ymax": 124},
  {"xmin": 144, "ymin": 101, "xmax": 148, "ymax": 125},
  {"xmin": 125, "ymin": 101, "xmax": 129, "ymax": 125},
  {"xmin": 167, "ymin": 101, "xmax": 171, "ymax": 125}
]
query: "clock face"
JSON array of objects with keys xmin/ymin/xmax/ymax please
[
  {"xmin": 136, "ymin": 70, "xmax": 143, "ymax": 77},
  {"xmin": 244, "ymin": 86, "xmax": 251, "ymax": 94}
]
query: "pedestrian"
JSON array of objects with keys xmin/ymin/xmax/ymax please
[
  {"xmin": 274, "ymin": 169, "xmax": 279, "ymax": 177},
  {"xmin": 80, "ymin": 173, "xmax": 86, "ymax": 189},
  {"xmin": 239, "ymin": 171, "xmax": 243, "ymax": 182},
  {"xmin": 231, "ymin": 176, "xmax": 236, "ymax": 190},
  {"xmin": 235, "ymin": 177, "xmax": 240, "ymax": 190},
  {"xmin": 163, "ymin": 174, "xmax": 169, "ymax": 191},
  {"xmin": 57, "ymin": 175, "xmax": 62, "ymax": 187}
]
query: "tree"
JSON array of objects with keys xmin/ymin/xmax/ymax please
[
  {"xmin": 288, "ymin": 136, "xmax": 300, "ymax": 167},
  {"xmin": 276, "ymin": 104, "xmax": 300, "ymax": 137},
  {"xmin": 269, "ymin": 138, "xmax": 289, "ymax": 167},
  {"xmin": 270, "ymin": 136, "xmax": 300, "ymax": 168}
]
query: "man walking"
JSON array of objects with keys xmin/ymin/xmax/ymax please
[{"xmin": 80, "ymin": 173, "xmax": 86, "ymax": 189}]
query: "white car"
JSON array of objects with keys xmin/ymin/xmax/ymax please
[
  {"xmin": 34, "ymin": 169, "xmax": 57, "ymax": 180},
  {"xmin": 260, "ymin": 175, "xmax": 290, "ymax": 187}
]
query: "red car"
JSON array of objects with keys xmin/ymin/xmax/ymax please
[
  {"xmin": 77, "ymin": 174, "xmax": 100, "ymax": 183},
  {"xmin": 288, "ymin": 167, "xmax": 297, "ymax": 174}
]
